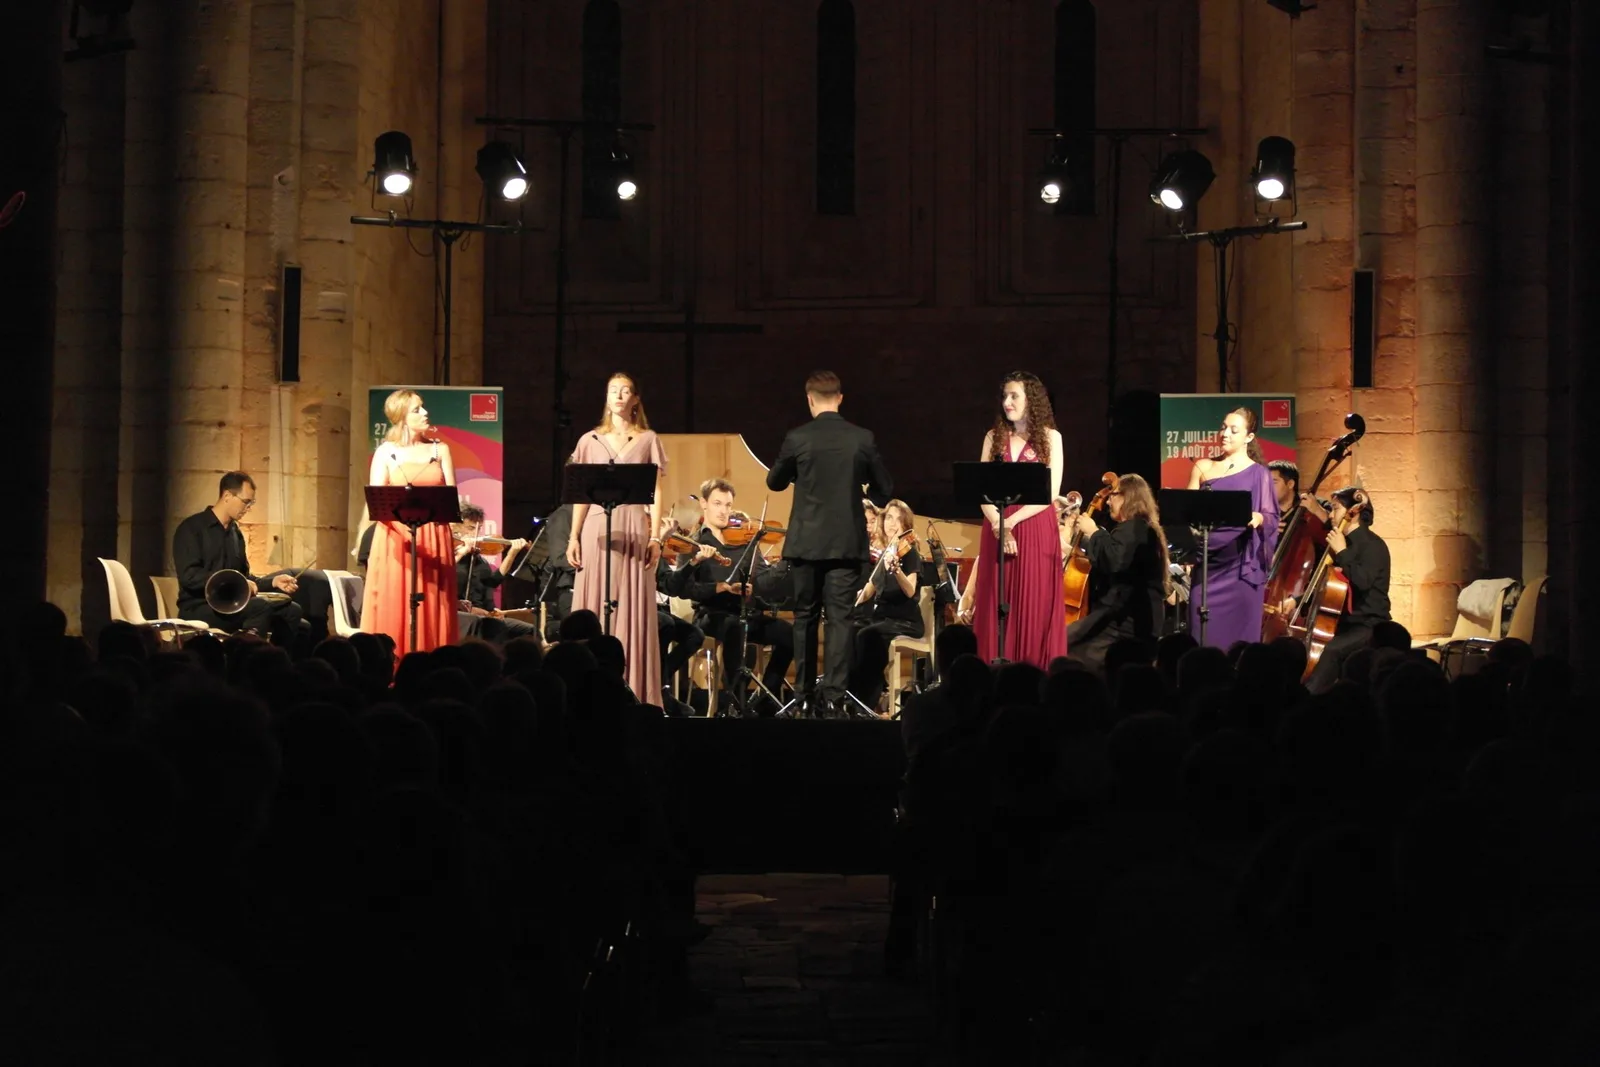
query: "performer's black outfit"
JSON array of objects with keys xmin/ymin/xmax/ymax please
[
  {"xmin": 1065, "ymin": 515, "xmax": 1167, "ymax": 675},
  {"xmin": 1305, "ymin": 522, "xmax": 1392, "ymax": 693},
  {"xmin": 767, "ymin": 411, "xmax": 893, "ymax": 708},
  {"xmin": 173, "ymin": 508, "xmax": 308, "ymax": 637},
  {"xmin": 455, "ymin": 551, "xmax": 540, "ymax": 644},
  {"xmin": 684, "ymin": 528, "xmax": 795, "ymax": 712},
  {"xmin": 656, "ymin": 556, "xmax": 705, "ymax": 693},
  {"xmin": 847, "ymin": 555, "xmax": 927, "ymax": 712}
]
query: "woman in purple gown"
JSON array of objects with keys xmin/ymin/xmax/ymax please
[{"xmin": 1187, "ymin": 407, "xmax": 1279, "ymax": 650}]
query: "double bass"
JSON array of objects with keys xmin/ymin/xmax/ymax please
[
  {"xmin": 1286, "ymin": 489, "xmax": 1367, "ymax": 679},
  {"xmin": 1061, "ymin": 472, "xmax": 1120, "ymax": 625},
  {"xmin": 1261, "ymin": 413, "xmax": 1366, "ymax": 641}
]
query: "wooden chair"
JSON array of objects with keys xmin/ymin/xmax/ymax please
[
  {"xmin": 1422, "ymin": 575, "xmax": 1547, "ymax": 676},
  {"xmin": 323, "ymin": 569, "xmax": 365, "ymax": 637},
  {"xmin": 98, "ymin": 559, "xmax": 210, "ymax": 643},
  {"xmin": 886, "ymin": 588, "xmax": 937, "ymax": 718},
  {"xmin": 696, "ymin": 630, "xmax": 772, "ymax": 718}
]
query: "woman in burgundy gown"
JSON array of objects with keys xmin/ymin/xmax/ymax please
[
  {"xmin": 1186, "ymin": 406, "xmax": 1280, "ymax": 650},
  {"xmin": 957, "ymin": 372, "xmax": 1068, "ymax": 667},
  {"xmin": 565, "ymin": 372, "xmax": 667, "ymax": 706}
]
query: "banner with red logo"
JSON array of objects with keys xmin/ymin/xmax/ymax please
[
  {"xmin": 1158, "ymin": 393, "xmax": 1298, "ymax": 488},
  {"xmin": 368, "ymin": 385, "xmax": 506, "ymax": 535}
]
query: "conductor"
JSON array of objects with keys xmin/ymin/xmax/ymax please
[{"xmin": 767, "ymin": 370, "xmax": 893, "ymax": 716}]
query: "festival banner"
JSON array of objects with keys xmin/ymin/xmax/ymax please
[
  {"xmin": 1158, "ymin": 393, "xmax": 1297, "ymax": 488},
  {"xmin": 368, "ymin": 385, "xmax": 505, "ymax": 536}
]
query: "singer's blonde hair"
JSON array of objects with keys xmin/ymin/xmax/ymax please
[
  {"xmin": 382, "ymin": 389, "xmax": 425, "ymax": 444},
  {"xmin": 593, "ymin": 372, "xmax": 651, "ymax": 434}
]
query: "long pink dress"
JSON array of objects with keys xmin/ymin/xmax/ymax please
[
  {"xmin": 972, "ymin": 439, "xmax": 1068, "ymax": 668},
  {"xmin": 362, "ymin": 447, "xmax": 460, "ymax": 656},
  {"xmin": 569, "ymin": 431, "xmax": 666, "ymax": 706}
]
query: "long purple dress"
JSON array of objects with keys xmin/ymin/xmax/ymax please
[{"xmin": 1189, "ymin": 463, "xmax": 1279, "ymax": 650}]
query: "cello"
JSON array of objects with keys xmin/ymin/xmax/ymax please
[
  {"xmin": 1061, "ymin": 472, "xmax": 1120, "ymax": 625},
  {"xmin": 1286, "ymin": 489, "xmax": 1367, "ymax": 680},
  {"xmin": 1261, "ymin": 413, "xmax": 1366, "ymax": 641}
]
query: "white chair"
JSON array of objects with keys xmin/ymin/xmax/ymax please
[
  {"xmin": 323, "ymin": 569, "xmax": 365, "ymax": 637},
  {"xmin": 886, "ymin": 588, "xmax": 938, "ymax": 718},
  {"xmin": 97, "ymin": 558, "xmax": 210, "ymax": 643}
]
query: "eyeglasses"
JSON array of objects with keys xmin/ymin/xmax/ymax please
[{"xmin": 237, "ymin": 498, "xmax": 256, "ymax": 511}]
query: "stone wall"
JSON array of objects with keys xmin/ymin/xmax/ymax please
[{"xmin": 47, "ymin": 0, "xmax": 489, "ymax": 631}]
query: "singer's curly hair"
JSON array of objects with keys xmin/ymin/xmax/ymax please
[{"xmin": 989, "ymin": 371, "xmax": 1056, "ymax": 466}]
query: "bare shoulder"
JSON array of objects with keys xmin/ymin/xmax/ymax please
[
  {"xmin": 1047, "ymin": 428, "xmax": 1064, "ymax": 448},
  {"xmin": 1192, "ymin": 456, "xmax": 1215, "ymax": 474}
]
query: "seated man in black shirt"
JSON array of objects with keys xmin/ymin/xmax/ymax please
[
  {"xmin": 454, "ymin": 503, "xmax": 540, "ymax": 645},
  {"xmin": 173, "ymin": 471, "xmax": 308, "ymax": 641},
  {"xmin": 655, "ymin": 526, "xmax": 716, "ymax": 711},
  {"xmin": 1287, "ymin": 487, "xmax": 1392, "ymax": 694},
  {"xmin": 684, "ymin": 479, "xmax": 795, "ymax": 715}
]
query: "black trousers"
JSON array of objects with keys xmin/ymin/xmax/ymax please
[
  {"xmin": 458, "ymin": 612, "xmax": 540, "ymax": 645},
  {"xmin": 848, "ymin": 616, "xmax": 922, "ymax": 711},
  {"xmin": 791, "ymin": 559, "xmax": 862, "ymax": 702},
  {"xmin": 1306, "ymin": 622, "xmax": 1372, "ymax": 694},
  {"xmin": 182, "ymin": 596, "xmax": 304, "ymax": 644},
  {"xmin": 698, "ymin": 611, "xmax": 794, "ymax": 697},
  {"xmin": 260, "ymin": 568, "xmax": 332, "ymax": 643},
  {"xmin": 659, "ymin": 609, "xmax": 704, "ymax": 686}
]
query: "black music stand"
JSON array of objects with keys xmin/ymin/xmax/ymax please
[
  {"xmin": 954, "ymin": 461, "xmax": 1053, "ymax": 664},
  {"xmin": 563, "ymin": 463, "xmax": 658, "ymax": 635},
  {"xmin": 1160, "ymin": 488, "xmax": 1252, "ymax": 648},
  {"xmin": 365, "ymin": 484, "xmax": 461, "ymax": 652}
]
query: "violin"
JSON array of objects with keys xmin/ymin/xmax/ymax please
[
  {"xmin": 723, "ymin": 515, "xmax": 787, "ymax": 548},
  {"xmin": 857, "ymin": 529, "xmax": 920, "ymax": 607},
  {"xmin": 1286, "ymin": 489, "xmax": 1367, "ymax": 680},
  {"xmin": 1061, "ymin": 471, "xmax": 1119, "ymax": 624},
  {"xmin": 452, "ymin": 531, "xmax": 520, "ymax": 556},
  {"xmin": 661, "ymin": 530, "xmax": 731, "ymax": 566}
]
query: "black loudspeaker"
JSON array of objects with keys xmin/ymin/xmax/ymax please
[
  {"xmin": 279, "ymin": 264, "xmax": 302, "ymax": 383},
  {"xmin": 1352, "ymin": 268, "xmax": 1375, "ymax": 388},
  {"xmin": 1109, "ymin": 390, "xmax": 1161, "ymax": 486}
]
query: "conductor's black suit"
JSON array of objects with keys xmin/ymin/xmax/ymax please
[{"xmin": 767, "ymin": 411, "xmax": 893, "ymax": 706}]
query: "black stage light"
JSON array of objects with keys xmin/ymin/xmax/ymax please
[
  {"xmin": 1149, "ymin": 149, "xmax": 1215, "ymax": 212},
  {"xmin": 476, "ymin": 141, "xmax": 529, "ymax": 201},
  {"xmin": 1267, "ymin": 0, "xmax": 1317, "ymax": 15},
  {"xmin": 373, "ymin": 131, "xmax": 416, "ymax": 196},
  {"xmin": 612, "ymin": 146, "xmax": 638, "ymax": 201},
  {"xmin": 1252, "ymin": 136, "xmax": 1295, "ymax": 201},
  {"xmin": 1037, "ymin": 135, "xmax": 1072, "ymax": 206}
]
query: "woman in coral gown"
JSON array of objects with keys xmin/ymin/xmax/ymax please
[
  {"xmin": 957, "ymin": 372, "xmax": 1068, "ymax": 668},
  {"xmin": 565, "ymin": 372, "xmax": 667, "ymax": 706},
  {"xmin": 1186, "ymin": 406, "xmax": 1279, "ymax": 650},
  {"xmin": 362, "ymin": 389, "xmax": 461, "ymax": 656}
]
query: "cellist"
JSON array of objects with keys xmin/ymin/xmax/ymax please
[
  {"xmin": 1280, "ymin": 487, "xmax": 1392, "ymax": 693},
  {"xmin": 1065, "ymin": 474, "xmax": 1170, "ymax": 676}
]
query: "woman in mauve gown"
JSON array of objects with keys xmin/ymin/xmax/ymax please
[
  {"xmin": 363, "ymin": 389, "xmax": 461, "ymax": 656},
  {"xmin": 1186, "ymin": 406, "xmax": 1280, "ymax": 650},
  {"xmin": 565, "ymin": 372, "xmax": 667, "ymax": 706},
  {"xmin": 957, "ymin": 371, "xmax": 1068, "ymax": 668}
]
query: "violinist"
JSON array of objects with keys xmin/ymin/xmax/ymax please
[
  {"xmin": 684, "ymin": 479, "xmax": 795, "ymax": 714},
  {"xmin": 1286, "ymin": 487, "xmax": 1392, "ymax": 693},
  {"xmin": 1064, "ymin": 475, "xmax": 1169, "ymax": 675},
  {"xmin": 654, "ymin": 517, "xmax": 716, "ymax": 711},
  {"xmin": 454, "ymin": 503, "xmax": 539, "ymax": 644},
  {"xmin": 848, "ymin": 499, "xmax": 925, "ymax": 714}
]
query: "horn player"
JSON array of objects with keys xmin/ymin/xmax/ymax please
[{"xmin": 172, "ymin": 471, "xmax": 306, "ymax": 642}]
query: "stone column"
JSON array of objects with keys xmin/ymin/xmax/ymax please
[
  {"xmin": 120, "ymin": 0, "xmax": 253, "ymax": 581},
  {"xmin": 49, "ymin": 50, "xmax": 127, "ymax": 630},
  {"xmin": 1413, "ymin": 0, "xmax": 1493, "ymax": 636}
]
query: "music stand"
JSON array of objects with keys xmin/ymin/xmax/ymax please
[
  {"xmin": 1160, "ymin": 489, "xmax": 1252, "ymax": 647},
  {"xmin": 954, "ymin": 461, "xmax": 1053, "ymax": 663},
  {"xmin": 563, "ymin": 463, "xmax": 658, "ymax": 635},
  {"xmin": 365, "ymin": 484, "xmax": 461, "ymax": 652}
]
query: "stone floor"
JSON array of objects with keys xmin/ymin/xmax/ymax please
[{"xmin": 638, "ymin": 874, "xmax": 943, "ymax": 1066}]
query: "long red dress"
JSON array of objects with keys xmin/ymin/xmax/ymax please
[
  {"xmin": 569, "ymin": 430, "xmax": 665, "ymax": 706},
  {"xmin": 362, "ymin": 447, "xmax": 460, "ymax": 656},
  {"xmin": 972, "ymin": 439, "xmax": 1068, "ymax": 668}
]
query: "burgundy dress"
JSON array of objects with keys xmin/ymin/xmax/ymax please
[{"xmin": 972, "ymin": 439, "xmax": 1068, "ymax": 667}]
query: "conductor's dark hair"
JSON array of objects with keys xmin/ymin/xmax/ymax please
[{"xmin": 219, "ymin": 472, "xmax": 256, "ymax": 497}]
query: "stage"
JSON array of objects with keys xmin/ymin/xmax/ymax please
[{"xmin": 662, "ymin": 717, "xmax": 907, "ymax": 874}]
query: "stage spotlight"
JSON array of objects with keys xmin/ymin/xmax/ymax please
[
  {"xmin": 373, "ymin": 131, "xmax": 416, "ymax": 196},
  {"xmin": 612, "ymin": 146, "xmax": 638, "ymax": 201},
  {"xmin": 1149, "ymin": 149, "xmax": 1215, "ymax": 212},
  {"xmin": 476, "ymin": 141, "xmax": 529, "ymax": 201},
  {"xmin": 1037, "ymin": 135, "xmax": 1071, "ymax": 206},
  {"xmin": 1252, "ymin": 136, "xmax": 1295, "ymax": 201}
]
